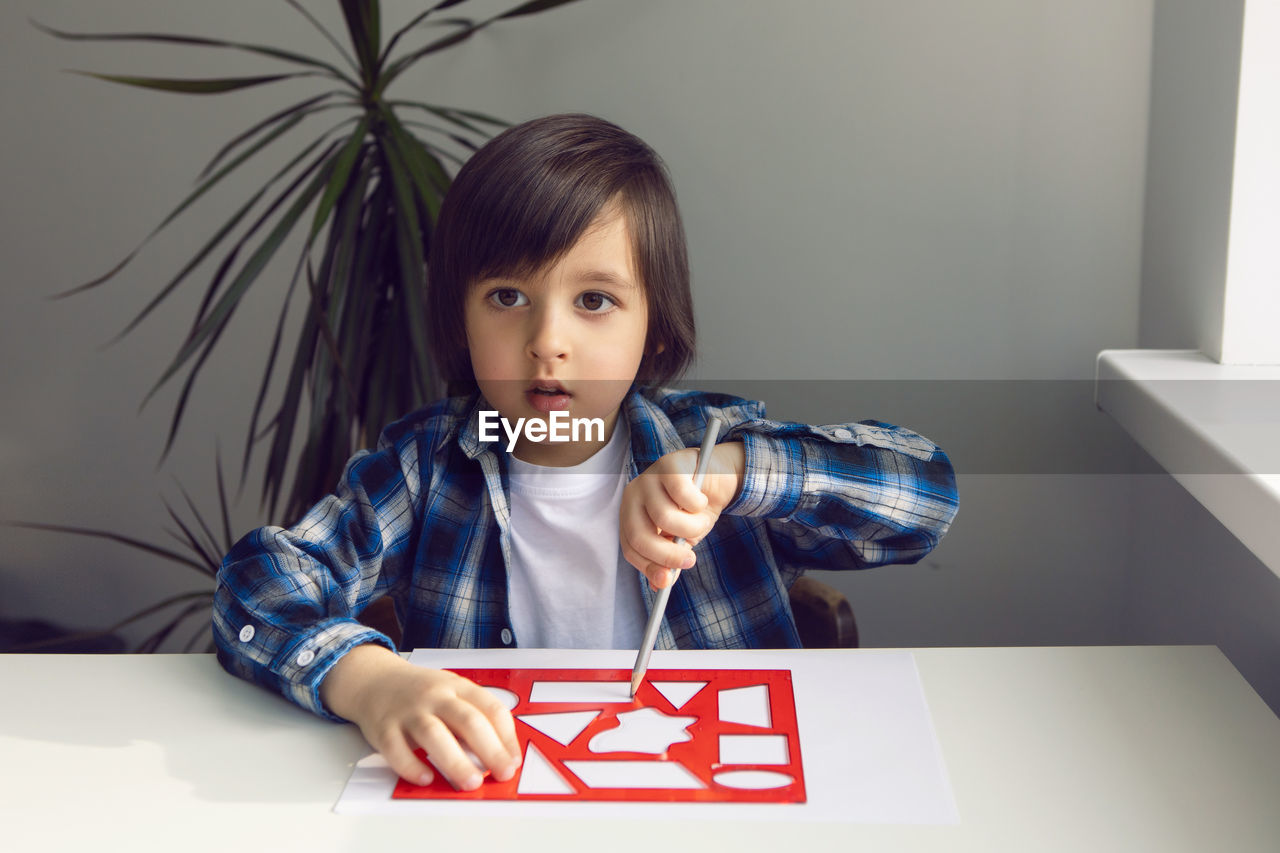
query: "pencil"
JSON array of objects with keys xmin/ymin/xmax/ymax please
[{"xmin": 629, "ymin": 416, "xmax": 724, "ymax": 699}]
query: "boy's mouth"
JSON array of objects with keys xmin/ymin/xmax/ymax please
[{"xmin": 525, "ymin": 381, "xmax": 571, "ymax": 413}]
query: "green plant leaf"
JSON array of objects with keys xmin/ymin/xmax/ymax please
[
  {"xmin": 382, "ymin": 109, "xmax": 449, "ymax": 214},
  {"xmin": 438, "ymin": 105, "xmax": 510, "ymax": 128},
  {"xmin": 198, "ymin": 91, "xmax": 340, "ymax": 180},
  {"xmin": 379, "ymin": 24, "xmax": 483, "ymax": 89},
  {"xmin": 158, "ymin": 310, "xmax": 233, "ymax": 461},
  {"xmin": 182, "ymin": 618, "xmax": 214, "ymax": 653},
  {"xmin": 89, "ymin": 117, "xmax": 316, "ymax": 329},
  {"xmin": 241, "ymin": 177, "xmax": 327, "ymax": 505},
  {"xmin": 69, "ymin": 70, "xmax": 318, "ymax": 95},
  {"xmin": 260, "ymin": 271, "xmax": 323, "ymax": 516},
  {"xmin": 384, "ymin": 99, "xmax": 501, "ymax": 137},
  {"xmin": 215, "ymin": 447, "xmax": 234, "ymax": 547},
  {"xmin": 283, "ymin": 0, "xmax": 359, "ymax": 74},
  {"xmin": 399, "ymin": 126, "xmax": 469, "ymax": 167},
  {"xmin": 163, "ymin": 506, "xmax": 218, "ymax": 574},
  {"xmin": 112, "ymin": 592, "xmax": 212, "ymax": 637},
  {"xmin": 380, "ymin": 1, "xmax": 475, "ymax": 67},
  {"xmin": 137, "ymin": 598, "xmax": 212, "ymax": 653},
  {"xmin": 174, "ymin": 484, "xmax": 225, "ymax": 568},
  {"xmin": 255, "ymin": 141, "xmax": 378, "ymax": 517},
  {"xmin": 33, "ymin": 21, "xmax": 357, "ymax": 86},
  {"xmin": 40, "ymin": 0, "xmax": 584, "ymax": 552},
  {"xmin": 381, "ymin": 0, "xmax": 586, "ymax": 86},
  {"xmin": 495, "ymin": 0, "xmax": 587, "ymax": 20},
  {"xmin": 340, "ymin": 0, "xmax": 381, "ymax": 84},
  {"xmin": 379, "ymin": 141, "xmax": 434, "ymax": 400},
  {"xmin": 302, "ymin": 257, "xmax": 355, "ymax": 426},
  {"xmin": 57, "ymin": 117, "xmax": 332, "ymax": 307},
  {"xmin": 144, "ymin": 132, "xmax": 349, "ymax": 454},
  {"xmin": 3, "ymin": 521, "xmax": 211, "ymax": 575},
  {"xmin": 185, "ymin": 126, "xmax": 357, "ymax": 333},
  {"xmin": 304, "ymin": 158, "xmax": 371, "ymax": 414},
  {"xmin": 143, "ymin": 141, "xmax": 339, "ymax": 408},
  {"xmin": 309, "ymin": 117, "xmax": 372, "ymax": 242}
]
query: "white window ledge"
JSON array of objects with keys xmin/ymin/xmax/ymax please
[{"xmin": 1096, "ymin": 349, "xmax": 1280, "ymax": 579}]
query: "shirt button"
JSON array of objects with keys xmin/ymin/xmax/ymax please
[
  {"xmin": 500, "ymin": 628, "xmax": 513, "ymax": 646},
  {"xmin": 238, "ymin": 625, "xmax": 255, "ymax": 643},
  {"xmin": 833, "ymin": 428, "xmax": 853, "ymax": 440},
  {"xmin": 296, "ymin": 650, "xmax": 315, "ymax": 666}
]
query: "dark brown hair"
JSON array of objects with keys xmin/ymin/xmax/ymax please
[{"xmin": 427, "ymin": 113, "xmax": 695, "ymax": 390}]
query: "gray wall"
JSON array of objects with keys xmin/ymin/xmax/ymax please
[
  {"xmin": 2, "ymin": 2, "xmax": 1152, "ymax": 655},
  {"xmin": 1130, "ymin": 0, "xmax": 1280, "ymax": 712},
  {"xmin": 1138, "ymin": 0, "xmax": 1244, "ymax": 358}
]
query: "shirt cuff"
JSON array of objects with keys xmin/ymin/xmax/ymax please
[
  {"xmin": 275, "ymin": 619, "xmax": 397, "ymax": 721},
  {"xmin": 724, "ymin": 430, "xmax": 805, "ymax": 520}
]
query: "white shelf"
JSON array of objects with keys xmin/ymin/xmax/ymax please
[{"xmin": 1095, "ymin": 349, "xmax": 1280, "ymax": 579}]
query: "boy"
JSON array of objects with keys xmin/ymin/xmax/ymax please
[{"xmin": 214, "ymin": 113, "xmax": 958, "ymax": 792}]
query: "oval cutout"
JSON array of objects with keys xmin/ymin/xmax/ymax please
[{"xmin": 712, "ymin": 769, "xmax": 794, "ymax": 790}]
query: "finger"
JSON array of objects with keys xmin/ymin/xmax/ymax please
[
  {"xmin": 645, "ymin": 564, "xmax": 673, "ymax": 590},
  {"xmin": 663, "ymin": 471, "xmax": 711, "ymax": 514},
  {"xmin": 623, "ymin": 524, "xmax": 696, "ymax": 574},
  {"xmin": 407, "ymin": 713, "xmax": 485, "ymax": 791},
  {"xmin": 644, "ymin": 495, "xmax": 707, "ymax": 542},
  {"xmin": 618, "ymin": 491, "xmax": 658, "ymax": 547},
  {"xmin": 436, "ymin": 695, "xmax": 519, "ymax": 783},
  {"xmin": 459, "ymin": 684, "xmax": 522, "ymax": 780},
  {"xmin": 619, "ymin": 498, "xmax": 680, "ymax": 570},
  {"xmin": 374, "ymin": 728, "xmax": 437, "ymax": 787},
  {"xmin": 637, "ymin": 497, "xmax": 703, "ymax": 563},
  {"xmin": 620, "ymin": 537, "xmax": 674, "ymax": 588}
]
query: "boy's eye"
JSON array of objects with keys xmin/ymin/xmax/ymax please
[
  {"xmin": 577, "ymin": 291, "xmax": 616, "ymax": 313},
  {"xmin": 488, "ymin": 288, "xmax": 528, "ymax": 308}
]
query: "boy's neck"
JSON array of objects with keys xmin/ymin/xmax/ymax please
[{"xmin": 511, "ymin": 410, "xmax": 622, "ymax": 467}]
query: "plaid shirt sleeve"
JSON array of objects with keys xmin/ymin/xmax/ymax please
[
  {"xmin": 212, "ymin": 410, "xmax": 434, "ymax": 720},
  {"xmin": 635, "ymin": 389, "xmax": 957, "ymax": 650},
  {"xmin": 725, "ymin": 418, "xmax": 958, "ymax": 571}
]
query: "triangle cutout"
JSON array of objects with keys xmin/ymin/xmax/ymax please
[
  {"xmin": 516, "ymin": 742, "xmax": 576, "ymax": 795},
  {"xmin": 651, "ymin": 681, "xmax": 708, "ymax": 710},
  {"xmin": 517, "ymin": 710, "xmax": 600, "ymax": 746}
]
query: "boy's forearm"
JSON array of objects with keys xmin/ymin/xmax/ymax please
[{"xmin": 319, "ymin": 642, "xmax": 405, "ymax": 721}]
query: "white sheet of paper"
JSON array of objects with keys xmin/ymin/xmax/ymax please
[
  {"xmin": 517, "ymin": 710, "xmax": 600, "ymax": 746},
  {"xmin": 587, "ymin": 707, "xmax": 695, "ymax": 754},
  {"xmin": 651, "ymin": 680, "xmax": 707, "ymax": 709},
  {"xmin": 719, "ymin": 734, "xmax": 789, "ymax": 764},
  {"xmin": 564, "ymin": 759, "xmax": 706, "ymax": 789},
  {"xmin": 335, "ymin": 649, "xmax": 959, "ymax": 824},
  {"xmin": 517, "ymin": 743, "xmax": 576, "ymax": 796},
  {"xmin": 528, "ymin": 680, "xmax": 631, "ymax": 703},
  {"xmin": 718, "ymin": 683, "xmax": 773, "ymax": 727}
]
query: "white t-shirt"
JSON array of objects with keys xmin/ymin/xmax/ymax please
[{"xmin": 506, "ymin": 419, "xmax": 646, "ymax": 649}]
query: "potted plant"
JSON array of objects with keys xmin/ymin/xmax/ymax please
[{"xmin": 16, "ymin": 0, "xmax": 585, "ymax": 651}]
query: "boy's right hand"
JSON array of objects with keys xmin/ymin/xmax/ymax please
[{"xmin": 319, "ymin": 644, "xmax": 521, "ymax": 790}]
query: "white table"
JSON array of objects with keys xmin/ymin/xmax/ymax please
[{"xmin": 3, "ymin": 647, "xmax": 1278, "ymax": 852}]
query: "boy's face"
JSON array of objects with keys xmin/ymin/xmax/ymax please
[{"xmin": 464, "ymin": 206, "xmax": 649, "ymax": 466}]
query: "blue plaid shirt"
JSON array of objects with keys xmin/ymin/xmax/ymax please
[{"xmin": 213, "ymin": 387, "xmax": 958, "ymax": 719}]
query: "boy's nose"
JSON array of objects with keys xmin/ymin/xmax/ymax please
[{"xmin": 526, "ymin": 306, "xmax": 569, "ymax": 363}]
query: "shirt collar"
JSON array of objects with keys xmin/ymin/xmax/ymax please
[{"xmin": 456, "ymin": 392, "xmax": 495, "ymax": 461}]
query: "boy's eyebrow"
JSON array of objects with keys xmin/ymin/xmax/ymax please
[{"xmin": 575, "ymin": 269, "xmax": 637, "ymax": 289}]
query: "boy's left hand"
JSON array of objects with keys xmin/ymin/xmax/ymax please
[{"xmin": 620, "ymin": 440, "xmax": 745, "ymax": 590}]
